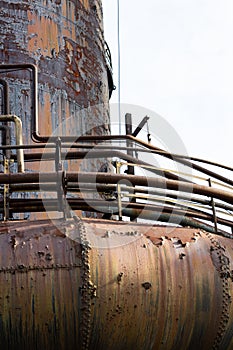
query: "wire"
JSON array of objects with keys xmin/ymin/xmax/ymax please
[{"xmin": 117, "ymin": 0, "xmax": 121, "ymax": 134}]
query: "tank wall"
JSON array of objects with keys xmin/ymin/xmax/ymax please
[
  {"xmin": 0, "ymin": 0, "xmax": 110, "ymax": 143},
  {"xmin": 0, "ymin": 219, "xmax": 232, "ymax": 350},
  {"xmin": 0, "ymin": 0, "xmax": 110, "ymax": 220}
]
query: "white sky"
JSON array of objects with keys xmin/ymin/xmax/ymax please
[{"xmin": 102, "ymin": 0, "xmax": 233, "ymax": 167}]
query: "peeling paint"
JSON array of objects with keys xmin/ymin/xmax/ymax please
[
  {"xmin": 0, "ymin": 0, "xmax": 110, "ymax": 144},
  {"xmin": 0, "ymin": 0, "xmax": 110, "ymax": 220}
]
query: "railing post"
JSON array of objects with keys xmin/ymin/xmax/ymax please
[
  {"xmin": 208, "ymin": 178, "xmax": 218, "ymax": 234},
  {"xmin": 116, "ymin": 161, "xmax": 122, "ymax": 221}
]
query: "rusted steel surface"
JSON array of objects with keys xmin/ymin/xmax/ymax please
[
  {"xmin": 0, "ymin": 0, "xmax": 110, "ymax": 143},
  {"xmin": 0, "ymin": 0, "xmax": 110, "ymax": 220},
  {"xmin": 86, "ymin": 219, "xmax": 233, "ymax": 350},
  {"xmin": 0, "ymin": 217, "xmax": 232, "ymax": 349},
  {"xmin": 0, "ymin": 219, "xmax": 83, "ymax": 349}
]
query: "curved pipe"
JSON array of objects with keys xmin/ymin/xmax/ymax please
[
  {"xmin": 18, "ymin": 149, "xmax": 191, "ymax": 183},
  {"xmin": 0, "ymin": 65, "xmax": 231, "ymax": 187},
  {"xmin": 0, "ymin": 171, "xmax": 232, "ymax": 204},
  {"xmin": 2, "ymin": 197, "xmax": 232, "ymax": 234},
  {"xmin": 0, "ymin": 64, "xmax": 38, "ymax": 143},
  {"xmin": 70, "ymin": 172, "xmax": 233, "ymax": 205},
  {"xmin": 0, "ymin": 64, "xmax": 232, "ymax": 187},
  {"xmin": 0, "ymin": 115, "xmax": 24, "ymax": 172}
]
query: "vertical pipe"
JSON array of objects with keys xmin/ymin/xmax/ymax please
[
  {"xmin": 0, "ymin": 115, "xmax": 24, "ymax": 173},
  {"xmin": 116, "ymin": 161, "xmax": 123, "ymax": 220},
  {"xmin": 208, "ymin": 178, "xmax": 218, "ymax": 233},
  {"xmin": 125, "ymin": 113, "xmax": 137, "ymax": 221},
  {"xmin": 0, "ymin": 79, "xmax": 10, "ymax": 160}
]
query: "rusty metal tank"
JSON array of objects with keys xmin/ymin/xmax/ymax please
[
  {"xmin": 0, "ymin": 0, "xmax": 111, "ymax": 143},
  {"xmin": 0, "ymin": 1, "xmax": 233, "ymax": 350},
  {"xmin": 0, "ymin": 0, "xmax": 113, "ymax": 221},
  {"xmin": 0, "ymin": 217, "xmax": 232, "ymax": 349}
]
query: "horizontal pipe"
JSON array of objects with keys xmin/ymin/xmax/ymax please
[
  {"xmin": 0, "ymin": 171, "xmax": 232, "ymax": 205},
  {"xmin": 3, "ymin": 197, "xmax": 232, "ymax": 234},
  {"xmin": 0, "ymin": 138, "xmax": 231, "ymax": 188},
  {"xmin": 17, "ymin": 150, "xmax": 191, "ymax": 182},
  {"xmin": 126, "ymin": 135, "xmax": 233, "ymax": 187},
  {"xmin": 120, "ymin": 208, "xmax": 233, "ymax": 237},
  {"xmin": 0, "ymin": 140, "xmax": 231, "ymax": 182},
  {"xmin": 8, "ymin": 182, "xmax": 233, "ymax": 214},
  {"xmin": 0, "ymin": 75, "xmax": 229, "ymax": 184},
  {"xmin": 70, "ymin": 172, "xmax": 233, "ymax": 205}
]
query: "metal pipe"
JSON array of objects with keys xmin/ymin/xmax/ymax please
[
  {"xmin": 0, "ymin": 125, "xmax": 11, "ymax": 160},
  {"xmin": 0, "ymin": 64, "xmax": 38, "ymax": 143},
  {"xmin": 0, "ymin": 197, "xmax": 219, "ymax": 221},
  {"xmin": 116, "ymin": 161, "xmax": 123, "ymax": 220},
  {"xmin": 120, "ymin": 208, "xmax": 233, "ymax": 237},
  {"xmin": 69, "ymin": 172, "xmax": 233, "ymax": 205},
  {"xmin": 65, "ymin": 143, "xmax": 233, "ymax": 172},
  {"xmin": 0, "ymin": 92, "xmax": 228, "ymax": 189},
  {"xmin": 126, "ymin": 135, "xmax": 233, "ymax": 187},
  {"xmin": 208, "ymin": 178, "xmax": 218, "ymax": 233},
  {"xmin": 63, "ymin": 181, "xmax": 233, "ymax": 209},
  {"xmin": 7, "ymin": 178, "xmax": 233, "ymax": 215},
  {"xmin": 0, "ymin": 115, "xmax": 24, "ymax": 172},
  {"xmin": 0, "ymin": 171, "xmax": 232, "ymax": 204},
  {"xmin": 0, "ymin": 79, "xmax": 10, "ymax": 160},
  {"xmin": 0, "ymin": 139, "xmax": 232, "ymax": 175},
  {"xmin": 2, "ymin": 197, "xmax": 232, "ymax": 232},
  {"xmin": 0, "ymin": 79, "xmax": 9, "ymax": 114},
  {"xmin": 52, "ymin": 135, "xmax": 233, "ymax": 185},
  {"xmin": 8, "ymin": 181, "xmax": 233, "ymax": 214},
  {"xmin": 17, "ymin": 149, "xmax": 190, "ymax": 182}
]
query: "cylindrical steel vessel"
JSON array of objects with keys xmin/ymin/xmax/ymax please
[
  {"xmin": 0, "ymin": 0, "xmax": 112, "ymax": 220},
  {"xmin": 0, "ymin": 218, "xmax": 232, "ymax": 350},
  {"xmin": 0, "ymin": 0, "xmax": 110, "ymax": 143}
]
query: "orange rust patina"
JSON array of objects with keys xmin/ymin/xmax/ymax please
[
  {"xmin": 0, "ymin": 0, "xmax": 110, "ymax": 146},
  {"xmin": 0, "ymin": 0, "xmax": 111, "ymax": 220},
  {"xmin": 0, "ymin": 218, "xmax": 232, "ymax": 349}
]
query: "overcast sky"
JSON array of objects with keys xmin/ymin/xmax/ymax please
[{"xmin": 102, "ymin": 0, "xmax": 233, "ymax": 167}]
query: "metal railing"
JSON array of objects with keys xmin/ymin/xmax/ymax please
[
  {"xmin": 0, "ymin": 79, "xmax": 231, "ymax": 236},
  {"xmin": 0, "ymin": 135, "xmax": 231, "ymax": 237}
]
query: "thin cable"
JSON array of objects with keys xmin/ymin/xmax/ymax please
[{"xmin": 117, "ymin": 0, "xmax": 121, "ymax": 134}]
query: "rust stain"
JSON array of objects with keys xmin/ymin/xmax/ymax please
[
  {"xmin": 0, "ymin": 0, "xmax": 110, "ymax": 221},
  {"xmin": 84, "ymin": 218, "xmax": 233, "ymax": 350},
  {"xmin": 27, "ymin": 12, "xmax": 60, "ymax": 57},
  {"xmin": 80, "ymin": 0, "xmax": 90, "ymax": 11},
  {"xmin": 0, "ymin": 219, "xmax": 232, "ymax": 348},
  {"xmin": 0, "ymin": 0, "xmax": 110, "ymax": 146}
]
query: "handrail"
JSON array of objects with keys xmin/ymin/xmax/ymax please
[{"xmin": 0, "ymin": 171, "xmax": 232, "ymax": 204}]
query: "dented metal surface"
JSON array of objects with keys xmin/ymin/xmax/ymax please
[
  {"xmin": 0, "ymin": 218, "xmax": 232, "ymax": 349},
  {"xmin": 85, "ymin": 219, "xmax": 233, "ymax": 350},
  {"xmin": 0, "ymin": 219, "xmax": 83, "ymax": 349},
  {"xmin": 0, "ymin": 1, "xmax": 232, "ymax": 350}
]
